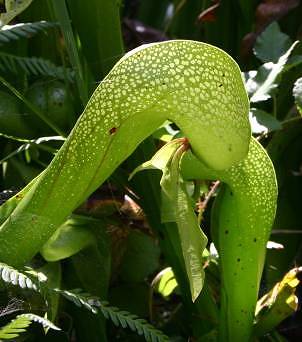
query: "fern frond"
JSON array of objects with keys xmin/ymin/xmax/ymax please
[
  {"xmin": 19, "ymin": 313, "xmax": 60, "ymax": 331},
  {"xmin": 0, "ymin": 135, "xmax": 63, "ymax": 165},
  {"xmin": 0, "ymin": 53, "xmax": 74, "ymax": 82},
  {"xmin": 0, "ymin": 313, "xmax": 31, "ymax": 339},
  {"xmin": 0, "ymin": 263, "xmax": 168, "ymax": 341},
  {"xmin": 0, "ymin": 0, "xmax": 33, "ymax": 27},
  {"xmin": 54, "ymin": 288, "xmax": 98, "ymax": 313},
  {"xmin": 100, "ymin": 302, "xmax": 169, "ymax": 342},
  {"xmin": 55, "ymin": 289, "xmax": 169, "ymax": 342},
  {"xmin": 0, "ymin": 21, "xmax": 58, "ymax": 45},
  {"xmin": 0, "ymin": 313, "xmax": 60, "ymax": 339},
  {"xmin": 0, "ymin": 262, "xmax": 46, "ymax": 291}
]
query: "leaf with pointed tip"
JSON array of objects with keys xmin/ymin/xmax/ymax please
[
  {"xmin": 254, "ymin": 22, "xmax": 292, "ymax": 63},
  {"xmin": 249, "ymin": 42, "xmax": 298, "ymax": 103},
  {"xmin": 249, "ymin": 108, "xmax": 282, "ymax": 134}
]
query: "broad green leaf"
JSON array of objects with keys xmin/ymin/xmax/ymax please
[
  {"xmin": 119, "ymin": 231, "xmax": 160, "ymax": 283},
  {"xmin": 249, "ymin": 108, "xmax": 282, "ymax": 134},
  {"xmin": 254, "ymin": 22, "xmax": 292, "ymax": 63},
  {"xmin": 41, "ymin": 217, "xmax": 95, "ymax": 261},
  {"xmin": 293, "ymin": 77, "xmax": 302, "ymax": 115},
  {"xmin": 284, "ymin": 55, "xmax": 302, "ymax": 71},
  {"xmin": 249, "ymin": 41, "xmax": 298, "ymax": 103}
]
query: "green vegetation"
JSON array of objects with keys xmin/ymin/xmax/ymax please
[{"xmin": 0, "ymin": 1, "xmax": 302, "ymax": 341}]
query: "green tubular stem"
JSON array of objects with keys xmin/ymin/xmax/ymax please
[
  {"xmin": 181, "ymin": 138, "xmax": 277, "ymax": 341},
  {"xmin": 0, "ymin": 40, "xmax": 250, "ymax": 267}
]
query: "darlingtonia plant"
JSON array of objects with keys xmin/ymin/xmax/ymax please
[{"xmin": 0, "ymin": 40, "xmax": 277, "ymax": 341}]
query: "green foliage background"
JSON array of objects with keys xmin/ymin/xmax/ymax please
[{"xmin": 0, "ymin": 0, "xmax": 302, "ymax": 341}]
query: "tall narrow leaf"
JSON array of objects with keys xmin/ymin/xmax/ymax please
[
  {"xmin": 50, "ymin": 0, "xmax": 87, "ymax": 104},
  {"xmin": 67, "ymin": 0, "xmax": 124, "ymax": 79}
]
